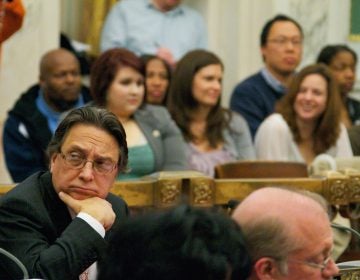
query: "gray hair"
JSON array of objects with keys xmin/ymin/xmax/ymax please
[
  {"xmin": 238, "ymin": 187, "xmax": 330, "ymax": 276},
  {"xmin": 241, "ymin": 217, "xmax": 297, "ymax": 275}
]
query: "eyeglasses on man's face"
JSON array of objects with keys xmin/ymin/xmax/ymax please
[
  {"xmin": 267, "ymin": 36, "xmax": 303, "ymax": 47},
  {"xmin": 288, "ymin": 254, "xmax": 333, "ymax": 272},
  {"xmin": 59, "ymin": 150, "xmax": 118, "ymax": 174}
]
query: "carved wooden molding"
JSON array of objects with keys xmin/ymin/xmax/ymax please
[
  {"xmin": 190, "ymin": 178, "xmax": 214, "ymax": 206},
  {"xmin": 2, "ymin": 171, "xmax": 360, "ymax": 210}
]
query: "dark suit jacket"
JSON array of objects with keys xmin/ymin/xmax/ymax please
[{"xmin": 0, "ymin": 171, "xmax": 128, "ymax": 280}]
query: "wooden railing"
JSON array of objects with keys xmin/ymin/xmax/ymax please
[{"xmin": 1, "ymin": 170, "xmax": 360, "ymax": 210}]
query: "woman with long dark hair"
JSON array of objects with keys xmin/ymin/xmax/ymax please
[
  {"xmin": 255, "ymin": 63, "xmax": 353, "ymax": 164},
  {"xmin": 167, "ymin": 50, "xmax": 255, "ymax": 177}
]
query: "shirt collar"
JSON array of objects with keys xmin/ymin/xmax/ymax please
[
  {"xmin": 261, "ymin": 67, "xmax": 287, "ymax": 93},
  {"xmin": 146, "ymin": 0, "xmax": 184, "ymax": 15},
  {"xmin": 36, "ymin": 89, "xmax": 62, "ymax": 120}
]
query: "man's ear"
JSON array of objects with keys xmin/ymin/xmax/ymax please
[
  {"xmin": 49, "ymin": 153, "xmax": 58, "ymax": 172},
  {"xmin": 39, "ymin": 73, "xmax": 46, "ymax": 89},
  {"xmin": 253, "ymin": 257, "xmax": 282, "ymax": 280}
]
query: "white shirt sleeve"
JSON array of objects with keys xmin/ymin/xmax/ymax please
[
  {"xmin": 335, "ymin": 123, "xmax": 354, "ymax": 157},
  {"xmin": 77, "ymin": 212, "xmax": 105, "ymax": 238},
  {"xmin": 255, "ymin": 114, "xmax": 295, "ymax": 161}
]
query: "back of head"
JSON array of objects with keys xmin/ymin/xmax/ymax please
[
  {"xmin": 98, "ymin": 205, "xmax": 251, "ymax": 280},
  {"xmin": 232, "ymin": 187, "xmax": 329, "ymax": 263}
]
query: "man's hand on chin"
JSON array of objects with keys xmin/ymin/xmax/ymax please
[{"xmin": 59, "ymin": 191, "xmax": 116, "ymax": 231}]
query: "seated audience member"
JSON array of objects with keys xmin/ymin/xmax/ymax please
[
  {"xmin": 167, "ymin": 50, "xmax": 255, "ymax": 177},
  {"xmin": 0, "ymin": 107, "xmax": 128, "ymax": 279},
  {"xmin": 90, "ymin": 48, "xmax": 187, "ymax": 180},
  {"xmin": 98, "ymin": 205, "xmax": 251, "ymax": 280},
  {"xmin": 317, "ymin": 44, "xmax": 359, "ymax": 127},
  {"xmin": 230, "ymin": 14, "xmax": 303, "ymax": 138},
  {"xmin": 100, "ymin": 0, "xmax": 207, "ymax": 67},
  {"xmin": 255, "ymin": 63, "xmax": 353, "ymax": 163},
  {"xmin": 141, "ymin": 54, "xmax": 172, "ymax": 105},
  {"xmin": 3, "ymin": 48, "xmax": 91, "ymax": 182},
  {"xmin": 232, "ymin": 187, "xmax": 339, "ymax": 279}
]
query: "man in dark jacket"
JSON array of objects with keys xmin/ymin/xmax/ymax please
[
  {"xmin": 3, "ymin": 48, "xmax": 92, "ymax": 182},
  {"xmin": 230, "ymin": 15, "xmax": 303, "ymax": 138},
  {"xmin": 0, "ymin": 107, "xmax": 128, "ymax": 279}
]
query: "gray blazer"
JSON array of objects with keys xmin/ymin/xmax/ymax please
[
  {"xmin": 223, "ymin": 112, "xmax": 255, "ymax": 160},
  {"xmin": 134, "ymin": 104, "xmax": 187, "ymax": 171}
]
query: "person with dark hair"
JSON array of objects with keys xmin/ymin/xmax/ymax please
[
  {"xmin": 167, "ymin": 49, "xmax": 255, "ymax": 177},
  {"xmin": 98, "ymin": 205, "xmax": 251, "ymax": 280},
  {"xmin": 91, "ymin": 48, "xmax": 186, "ymax": 180},
  {"xmin": 317, "ymin": 44, "xmax": 359, "ymax": 128},
  {"xmin": 255, "ymin": 63, "xmax": 353, "ymax": 163},
  {"xmin": 230, "ymin": 14, "xmax": 303, "ymax": 138},
  {"xmin": 232, "ymin": 187, "xmax": 339, "ymax": 279},
  {"xmin": 3, "ymin": 48, "xmax": 92, "ymax": 182},
  {"xmin": 0, "ymin": 106, "xmax": 128, "ymax": 279},
  {"xmin": 141, "ymin": 54, "xmax": 172, "ymax": 105}
]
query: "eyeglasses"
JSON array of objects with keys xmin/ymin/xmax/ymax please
[
  {"xmin": 289, "ymin": 254, "xmax": 333, "ymax": 272},
  {"xmin": 267, "ymin": 37, "xmax": 303, "ymax": 47},
  {"xmin": 60, "ymin": 151, "xmax": 118, "ymax": 174}
]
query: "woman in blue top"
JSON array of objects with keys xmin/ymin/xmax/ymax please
[
  {"xmin": 91, "ymin": 48, "xmax": 187, "ymax": 180},
  {"xmin": 167, "ymin": 50, "xmax": 255, "ymax": 177}
]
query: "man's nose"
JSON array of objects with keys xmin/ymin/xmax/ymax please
[
  {"xmin": 322, "ymin": 258, "xmax": 339, "ymax": 279},
  {"xmin": 79, "ymin": 161, "xmax": 95, "ymax": 181},
  {"xmin": 65, "ymin": 72, "xmax": 79, "ymax": 84}
]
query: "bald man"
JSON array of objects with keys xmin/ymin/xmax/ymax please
[
  {"xmin": 3, "ymin": 48, "xmax": 92, "ymax": 182},
  {"xmin": 232, "ymin": 187, "xmax": 339, "ymax": 280}
]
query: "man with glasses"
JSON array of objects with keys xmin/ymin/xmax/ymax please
[
  {"xmin": 230, "ymin": 14, "xmax": 303, "ymax": 138},
  {"xmin": 232, "ymin": 187, "xmax": 339, "ymax": 279},
  {"xmin": 0, "ymin": 107, "xmax": 128, "ymax": 279}
]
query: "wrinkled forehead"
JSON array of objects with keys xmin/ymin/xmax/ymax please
[{"xmin": 61, "ymin": 124, "xmax": 120, "ymax": 156}]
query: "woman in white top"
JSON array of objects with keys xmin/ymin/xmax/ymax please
[{"xmin": 255, "ymin": 63, "xmax": 353, "ymax": 164}]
